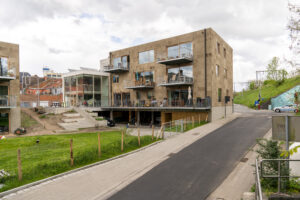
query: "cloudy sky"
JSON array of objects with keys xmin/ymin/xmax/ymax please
[{"xmin": 0, "ymin": 0, "xmax": 293, "ymax": 83}]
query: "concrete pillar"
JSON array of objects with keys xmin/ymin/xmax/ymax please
[
  {"xmin": 137, "ymin": 111, "xmax": 140, "ymax": 126},
  {"xmin": 110, "ymin": 110, "xmax": 113, "ymax": 120},
  {"xmin": 151, "ymin": 111, "xmax": 154, "ymax": 125}
]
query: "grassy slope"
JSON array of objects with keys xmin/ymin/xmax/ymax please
[
  {"xmin": 21, "ymin": 112, "xmax": 39, "ymax": 128},
  {"xmin": 0, "ymin": 131, "xmax": 154, "ymax": 192},
  {"xmin": 234, "ymin": 76, "xmax": 300, "ymax": 108}
]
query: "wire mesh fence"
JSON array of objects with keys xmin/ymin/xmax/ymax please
[{"xmin": 0, "ymin": 131, "xmax": 155, "ymax": 192}]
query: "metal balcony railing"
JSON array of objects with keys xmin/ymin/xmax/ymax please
[{"xmin": 0, "ymin": 95, "xmax": 17, "ymax": 108}]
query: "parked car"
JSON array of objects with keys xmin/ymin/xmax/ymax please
[{"xmin": 273, "ymin": 105, "xmax": 299, "ymax": 113}]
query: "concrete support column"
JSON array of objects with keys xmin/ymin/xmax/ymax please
[
  {"xmin": 110, "ymin": 110, "xmax": 113, "ymax": 120},
  {"xmin": 151, "ymin": 111, "xmax": 154, "ymax": 125},
  {"xmin": 137, "ymin": 111, "xmax": 140, "ymax": 126}
]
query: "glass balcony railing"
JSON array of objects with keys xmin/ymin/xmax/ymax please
[
  {"xmin": 125, "ymin": 80, "xmax": 155, "ymax": 89},
  {"xmin": 0, "ymin": 67, "xmax": 16, "ymax": 80},
  {"xmin": 0, "ymin": 95, "xmax": 17, "ymax": 108},
  {"xmin": 106, "ymin": 97, "xmax": 211, "ymax": 109},
  {"xmin": 159, "ymin": 76, "xmax": 193, "ymax": 86},
  {"xmin": 103, "ymin": 63, "xmax": 129, "ymax": 73}
]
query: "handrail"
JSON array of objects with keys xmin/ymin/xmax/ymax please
[{"xmin": 255, "ymin": 158, "xmax": 263, "ymax": 200}]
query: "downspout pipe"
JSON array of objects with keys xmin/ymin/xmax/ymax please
[{"xmin": 204, "ymin": 29, "xmax": 207, "ymax": 98}]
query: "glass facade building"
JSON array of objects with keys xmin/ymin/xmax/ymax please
[{"xmin": 63, "ymin": 71, "xmax": 109, "ymax": 107}]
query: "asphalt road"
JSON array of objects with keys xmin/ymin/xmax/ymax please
[{"xmin": 108, "ymin": 115, "xmax": 271, "ymax": 200}]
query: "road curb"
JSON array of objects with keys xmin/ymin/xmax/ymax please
[{"xmin": 0, "ymin": 140, "xmax": 163, "ymax": 198}]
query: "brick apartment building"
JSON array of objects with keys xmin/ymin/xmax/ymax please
[
  {"xmin": 0, "ymin": 41, "xmax": 21, "ymax": 133},
  {"xmin": 102, "ymin": 28, "xmax": 233, "ymax": 125}
]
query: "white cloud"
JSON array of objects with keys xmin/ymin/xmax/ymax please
[{"xmin": 0, "ymin": 0, "xmax": 293, "ymax": 83}]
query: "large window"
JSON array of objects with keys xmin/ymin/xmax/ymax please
[
  {"xmin": 0, "ymin": 57, "xmax": 8, "ymax": 77},
  {"xmin": 167, "ymin": 42, "xmax": 192, "ymax": 59},
  {"xmin": 139, "ymin": 50, "xmax": 154, "ymax": 64},
  {"xmin": 113, "ymin": 56, "xmax": 129, "ymax": 69},
  {"xmin": 167, "ymin": 66, "xmax": 193, "ymax": 82}
]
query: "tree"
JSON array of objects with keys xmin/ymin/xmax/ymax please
[
  {"xmin": 287, "ymin": 2, "xmax": 300, "ymax": 68},
  {"xmin": 267, "ymin": 57, "xmax": 280, "ymax": 80}
]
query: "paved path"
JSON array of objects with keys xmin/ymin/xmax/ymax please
[
  {"xmin": 108, "ymin": 115, "xmax": 271, "ymax": 200},
  {"xmin": 0, "ymin": 114, "xmax": 240, "ymax": 200}
]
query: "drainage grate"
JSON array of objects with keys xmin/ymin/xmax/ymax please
[{"xmin": 240, "ymin": 157, "xmax": 249, "ymax": 163}]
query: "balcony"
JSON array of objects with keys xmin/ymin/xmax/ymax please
[
  {"xmin": 0, "ymin": 95, "xmax": 17, "ymax": 109},
  {"xmin": 157, "ymin": 53, "xmax": 193, "ymax": 65},
  {"xmin": 102, "ymin": 97, "xmax": 211, "ymax": 111},
  {"xmin": 0, "ymin": 68, "xmax": 16, "ymax": 82},
  {"xmin": 125, "ymin": 80, "xmax": 154, "ymax": 89},
  {"xmin": 159, "ymin": 76, "xmax": 193, "ymax": 87},
  {"xmin": 103, "ymin": 64, "xmax": 129, "ymax": 73}
]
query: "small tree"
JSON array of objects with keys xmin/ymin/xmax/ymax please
[{"xmin": 267, "ymin": 57, "xmax": 280, "ymax": 80}]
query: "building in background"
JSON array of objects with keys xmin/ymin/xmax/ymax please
[
  {"xmin": 102, "ymin": 28, "xmax": 233, "ymax": 125},
  {"xmin": 21, "ymin": 77, "xmax": 63, "ymax": 107},
  {"xmin": 0, "ymin": 41, "xmax": 21, "ymax": 133},
  {"xmin": 62, "ymin": 67, "xmax": 110, "ymax": 107},
  {"xmin": 43, "ymin": 67, "xmax": 62, "ymax": 78}
]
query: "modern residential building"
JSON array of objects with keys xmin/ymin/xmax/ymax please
[
  {"xmin": 43, "ymin": 67, "xmax": 62, "ymax": 78},
  {"xmin": 102, "ymin": 28, "xmax": 233, "ymax": 125},
  {"xmin": 62, "ymin": 67, "xmax": 110, "ymax": 107},
  {"xmin": 0, "ymin": 41, "xmax": 21, "ymax": 133}
]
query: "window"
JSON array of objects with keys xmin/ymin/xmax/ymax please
[
  {"xmin": 217, "ymin": 42, "xmax": 220, "ymax": 54},
  {"xmin": 139, "ymin": 50, "xmax": 154, "ymax": 64},
  {"xmin": 147, "ymin": 91, "xmax": 153, "ymax": 100},
  {"xmin": 218, "ymin": 88, "xmax": 222, "ymax": 102},
  {"xmin": 216, "ymin": 65, "xmax": 220, "ymax": 77},
  {"xmin": 113, "ymin": 75, "xmax": 119, "ymax": 83},
  {"xmin": 113, "ymin": 57, "xmax": 121, "ymax": 68},
  {"xmin": 121, "ymin": 56, "xmax": 129, "ymax": 69},
  {"xmin": 0, "ymin": 57, "xmax": 8, "ymax": 76},
  {"xmin": 167, "ymin": 42, "xmax": 192, "ymax": 59},
  {"xmin": 136, "ymin": 91, "xmax": 140, "ymax": 100},
  {"xmin": 224, "ymin": 68, "xmax": 227, "ymax": 79},
  {"xmin": 223, "ymin": 48, "xmax": 226, "ymax": 58}
]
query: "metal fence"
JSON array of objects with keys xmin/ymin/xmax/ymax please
[{"xmin": 255, "ymin": 159, "xmax": 300, "ymax": 199}]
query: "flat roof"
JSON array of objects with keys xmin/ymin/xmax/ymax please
[{"xmin": 62, "ymin": 69, "xmax": 110, "ymax": 78}]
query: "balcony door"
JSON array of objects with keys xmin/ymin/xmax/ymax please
[
  {"xmin": 0, "ymin": 86, "xmax": 8, "ymax": 107},
  {"xmin": 0, "ymin": 57, "xmax": 8, "ymax": 77}
]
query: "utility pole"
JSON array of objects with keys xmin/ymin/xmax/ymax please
[{"xmin": 37, "ymin": 77, "xmax": 40, "ymax": 107}]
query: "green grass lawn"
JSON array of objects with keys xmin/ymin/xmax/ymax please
[
  {"xmin": 0, "ymin": 131, "xmax": 155, "ymax": 192},
  {"xmin": 234, "ymin": 76, "xmax": 300, "ymax": 108},
  {"xmin": 164, "ymin": 121, "xmax": 208, "ymax": 132}
]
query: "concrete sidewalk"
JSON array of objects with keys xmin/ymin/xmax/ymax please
[{"xmin": 1, "ymin": 114, "xmax": 240, "ymax": 200}]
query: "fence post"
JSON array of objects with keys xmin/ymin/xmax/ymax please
[
  {"xmin": 138, "ymin": 127, "xmax": 141, "ymax": 146},
  {"xmin": 121, "ymin": 130, "xmax": 124, "ymax": 151},
  {"xmin": 17, "ymin": 149, "xmax": 22, "ymax": 181},
  {"xmin": 181, "ymin": 119, "xmax": 183, "ymax": 132},
  {"xmin": 98, "ymin": 133, "xmax": 101, "ymax": 158},
  {"xmin": 152, "ymin": 125, "xmax": 154, "ymax": 141},
  {"xmin": 70, "ymin": 139, "xmax": 74, "ymax": 166},
  {"xmin": 192, "ymin": 116, "xmax": 194, "ymax": 128},
  {"xmin": 160, "ymin": 124, "xmax": 165, "ymax": 139}
]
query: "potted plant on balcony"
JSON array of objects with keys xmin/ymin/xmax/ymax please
[{"xmin": 7, "ymin": 69, "xmax": 15, "ymax": 77}]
